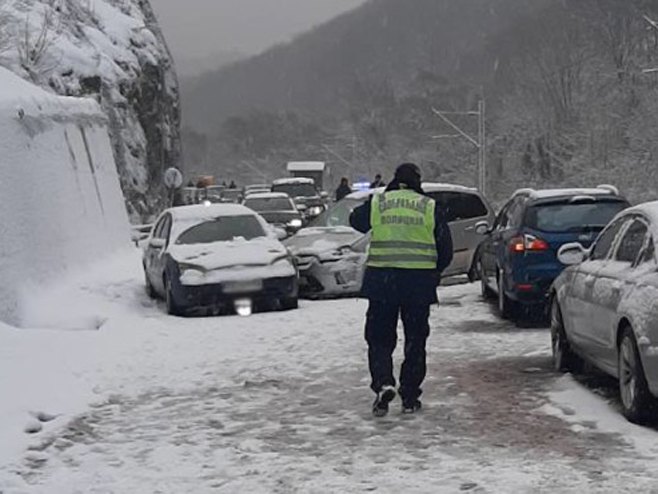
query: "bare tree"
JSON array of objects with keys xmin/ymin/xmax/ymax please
[{"xmin": 16, "ymin": 9, "xmax": 60, "ymax": 80}]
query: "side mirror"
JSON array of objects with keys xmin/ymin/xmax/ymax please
[
  {"xmin": 297, "ymin": 204, "xmax": 308, "ymax": 212},
  {"xmin": 558, "ymin": 243, "xmax": 586, "ymax": 266},
  {"xmin": 475, "ymin": 221, "xmax": 491, "ymax": 235},
  {"xmin": 149, "ymin": 238, "xmax": 166, "ymax": 249},
  {"xmin": 320, "ymin": 191, "xmax": 329, "ymax": 199}
]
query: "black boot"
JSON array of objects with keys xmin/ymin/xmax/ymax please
[
  {"xmin": 402, "ymin": 399, "xmax": 422, "ymax": 414},
  {"xmin": 372, "ymin": 386, "xmax": 396, "ymax": 417}
]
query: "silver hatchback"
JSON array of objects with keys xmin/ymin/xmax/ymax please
[
  {"xmin": 551, "ymin": 201, "xmax": 658, "ymax": 423},
  {"xmin": 285, "ymin": 183, "xmax": 495, "ymax": 298}
]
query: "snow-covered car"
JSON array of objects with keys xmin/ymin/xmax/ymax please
[
  {"xmin": 271, "ymin": 177, "xmax": 327, "ymax": 221},
  {"xmin": 243, "ymin": 192, "xmax": 304, "ymax": 236},
  {"xmin": 143, "ymin": 204, "xmax": 299, "ymax": 316},
  {"xmin": 550, "ymin": 201, "xmax": 658, "ymax": 423},
  {"xmin": 284, "ymin": 184, "xmax": 495, "ymax": 298}
]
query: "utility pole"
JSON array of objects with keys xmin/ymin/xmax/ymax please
[{"xmin": 431, "ymin": 98, "xmax": 487, "ymax": 196}]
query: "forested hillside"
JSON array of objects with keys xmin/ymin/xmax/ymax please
[{"xmin": 184, "ymin": 0, "xmax": 658, "ymax": 201}]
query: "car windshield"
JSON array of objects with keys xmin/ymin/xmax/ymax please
[
  {"xmin": 310, "ymin": 197, "xmax": 365, "ymax": 227},
  {"xmin": 175, "ymin": 215, "xmax": 266, "ymax": 244},
  {"xmin": 525, "ymin": 200, "xmax": 628, "ymax": 233},
  {"xmin": 244, "ymin": 197, "xmax": 294, "ymax": 211},
  {"xmin": 272, "ymin": 183, "xmax": 317, "ymax": 198}
]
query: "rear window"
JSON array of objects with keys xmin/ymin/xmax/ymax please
[
  {"xmin": 244, "ymin": 197, "xmax": 294, "ymax": 211},
  {"xmin": 525, "ymin": 200, "xmax": 628, "ymax": 233},
  {"xmin": 428, "ymin": 192, "xmax": 489, "ymax": 222},
  {"xmin": 272, "ymin": 183, "xmax": 317, "ymax": 198},
  {"xmin": 176, "ymin": 215, "xmax": 266, "ymax": 244}
]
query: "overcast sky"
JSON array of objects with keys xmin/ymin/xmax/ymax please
[{"xmin": 151, "ymin": 0, "xmax": 366, "ymax": 63}]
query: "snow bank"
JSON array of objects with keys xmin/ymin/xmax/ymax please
[
  {"xmin": 0, "ymin": 0, "xmax": 181, "ymax": 220},
  {"xmin": 0, "ymin": 67, "xmax": 130, "ymax": 325}
]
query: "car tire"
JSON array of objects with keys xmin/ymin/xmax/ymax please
[
  {"xmin": 479, "ymin": 261, "xmax": 495, "ymax": 300},
  {"xmin": 279, "ymin": 296, "xmax": 299, "ymax": 311},
  {"xmin": 165, "ymin": 276, "xmax": 184, "ymax": 317},
  {"xmin": 618, "ymin": 327, "xmax": 654, "ymax": 424},
  {"xmin": 497, "ymin": 270, "xmax": 515, "ymax": 319},
  {"xmin": 144, "ymin": 268, "xmax": 157, "ymax": 299},
  {"xmin": 550, "ymin": 298, "xmax": 581, "ymax": 373}
]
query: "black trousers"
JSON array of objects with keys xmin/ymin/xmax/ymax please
[{"xmin": 365, "ymin": 300, "xmax": 431, "ymax": 403}]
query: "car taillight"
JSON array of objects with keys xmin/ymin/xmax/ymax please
[{"xmin": 509, "ymin": 235, "xmax": 550, "ymax": 253}]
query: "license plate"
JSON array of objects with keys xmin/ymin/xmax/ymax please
[{"xmin": 223, "ymin": 280, "xmax": 263, "ymax": 294}]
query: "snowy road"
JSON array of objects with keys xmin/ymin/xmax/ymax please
[{"xmin": 4, "ymin": 250, "xmax": 658, "ymax": 493}]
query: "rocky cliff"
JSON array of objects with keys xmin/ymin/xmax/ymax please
[{"xmin": 0, "ymin": 0, "xmax": 181, "ymax": 220}]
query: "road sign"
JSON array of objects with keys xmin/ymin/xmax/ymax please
[{"xmin": 164, "ymin": 167, "xmax": 183, "ymax": 189}]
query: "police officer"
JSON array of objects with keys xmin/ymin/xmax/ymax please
[{"xmin": 350, "ymin": 163, "xmax": 453, "ymax": 417}]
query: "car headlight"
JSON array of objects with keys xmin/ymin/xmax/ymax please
[
  {"xmin": 178, "ymin": 262, "xmax": 205, "ymax": 275},
  {"xmin": 288, "ymin": 218, "xmax": 303, "ymax": 228}
]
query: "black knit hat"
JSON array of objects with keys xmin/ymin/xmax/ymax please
[{"xmin": 394, "ymin": 163, "xmax": 422, "ymax": 189}]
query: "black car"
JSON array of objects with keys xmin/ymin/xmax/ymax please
[
  {"xmin": 271, "ymin": 178, "xmax": 327, "ymax": 221},
  {"xmin": 243, "ymin": 192, "xmax": 304, "ymax": 236}
]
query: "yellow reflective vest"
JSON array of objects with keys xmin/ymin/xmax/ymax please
[{"xmin": 367, "ymin": 189, "xmax": 438, "ymax": 270}]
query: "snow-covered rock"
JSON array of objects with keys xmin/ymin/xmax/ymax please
[
  {"xmin": 0, "ymin": 66, "xmax": 131, "ymax": 325},
  {"xmin": 0, "ymin": 0, "xmax": 181, "ymax": 220}
]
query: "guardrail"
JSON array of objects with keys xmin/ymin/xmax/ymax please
[{"xmin": 131, "ymin": 224, "xmax": 153, "ymax": 246}]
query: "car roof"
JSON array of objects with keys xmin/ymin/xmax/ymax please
[
  {"xmin": 168, "ymin": 204, "xmax": 254, "ymax": 221},
  {"xmin": 287, "ymin": 161, "xmax": 325, "ymax": 172},
  {"xmin": 272, "ymin": 177, "xmax": 315, "ymax": 186},
  {"xmin": 244, "ymin": 192, "xmax": 291, "ymax": 200},
  {"xmin": 345, "ymin": 182, "xmax": 478, "ymax": 201},
  {"xmin": 513, "ymin": 185, "xmax": 621, "ymax": 201},
  {"xmin": 623, "ymin": 201, "xmax": 658, "ymax": 223}
]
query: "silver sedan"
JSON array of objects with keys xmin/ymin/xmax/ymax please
[{"xmin": 550, "ymin": 201, "xmax": 658, "ymax": 423}]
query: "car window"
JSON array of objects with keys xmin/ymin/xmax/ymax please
[
  {"xmin": 638, "ymin": 238, "xmax": 655, "ymax": 266},
  {"xmin": 176, "ymin": 215, "xmax": 266, "ymax": 244},
  {"xmin": 493, "ymin": 201, "xmax": 512, "ymax": 230},
  {"xmin": 524, "ymin": 200, "xmax": 627, "ymax": 234},
  {"xmin": 272, "ymin": 183, "xmax": 317, "ymax": 198},
  {"xmin": 244, "ymin": 197, "xmax": 295, "ymax": 211},
  {"xmin": 152, "ymin": 216, "xmax": 166, "ymax": 239},
  {"xmin": 615, "ymin": 220, "xmax": 648, "ymax": 264},
  {"xmin": 507, "ymin": 198, "xmax": 525, "ymax": 228},
  {"xmin": 590, "ymin": 217, "xmax": 627, "ymax": 261},
  {"xmin": 162, "ymin": 215, "xmax": 172, "ymax": 244},
  {"xmin": 310, "ymin": 197, "xmax": 363, "ymax": 227},
  {"xmin": 429, "ymin": 192, "xmax": 488, "ymax": 222}
]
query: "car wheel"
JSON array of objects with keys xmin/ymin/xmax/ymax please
[
  {"xmin": 479, "ymin": 261, "xmax": 495, "ymax": 300},
  {"xmin": 165, "ymin": 276, "xmax": 184, "ymax": 317},
  {"xmin": 618, "ymin": 327, "xmax": 654, "ymax": 424},
  {"xmin": 550, "ymin": 298, "xmax": 581, "ymax": 373},
  {"xmin": 497, "ymin": 270, "xmax": 515, "ymax": 319},
  {"xmin": 279, "ymin": 296, "xmax": 299, "ymax": 311},
  {"xmin": 144, "ymin": 268, "xmax": 157, "ymax": 299}
]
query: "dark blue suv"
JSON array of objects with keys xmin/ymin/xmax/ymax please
[{"xmin": 477, "ymin": 187, "xmax": 629, "ymax": 319}]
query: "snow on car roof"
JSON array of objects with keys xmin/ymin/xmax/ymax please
[
  {"xmin": 170, "ymin": 204, "xmax": 254, "ymax": 221},
  {"xmin": 423, "ymin": 182, "xmax": 478, "ymax": 193},
  {"xmin": 345, "ymin": 182, "xmax": 477, "ymax": 201},
  {"xmin": 625, "ymin": 201, "xmax": 658, "ymax": 223},
  {"xmin": 272, "ymin": 177, "xmax": 316, "ymax": 185},
  {"xmin": 514, "ymin": 186, "xmax": 621, "ymax": 200},
  {"xmin": 287, "ymin": 161, "xmax": 326, "ymax": 172},
  {"xmin": 243, "ymin": 192, "xmax": 291, "ymax": 200}
]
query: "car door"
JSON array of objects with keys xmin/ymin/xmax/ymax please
[
  {"xmin": 151, "ymin": 214, "xmax": 173, "ymax": 294},
  {"xmin": 588, "ymin": 217, "xmax": 648, "ymax": 369},
  {"xmin": 480, "ymin": 200, "xmax": 512, "ymax": 290},
  {"xmin": 145, "ymin": 216, "xmax": 166, "ymax": 286},
  {"xmin": 445, "ymin": 192, "xmax": 492, "ymax": 275},
  {"xmin": 565, "ymin": 216, "xmax": 628, "ymax": 354}
]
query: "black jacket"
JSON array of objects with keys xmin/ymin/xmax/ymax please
[
  {"xmin": 335, "ymin": 184, "xmax": 352, "ymax": 202},
  {"xmin": 349, "ymin": 189, "xmax": 453, "ymax": 304}
]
